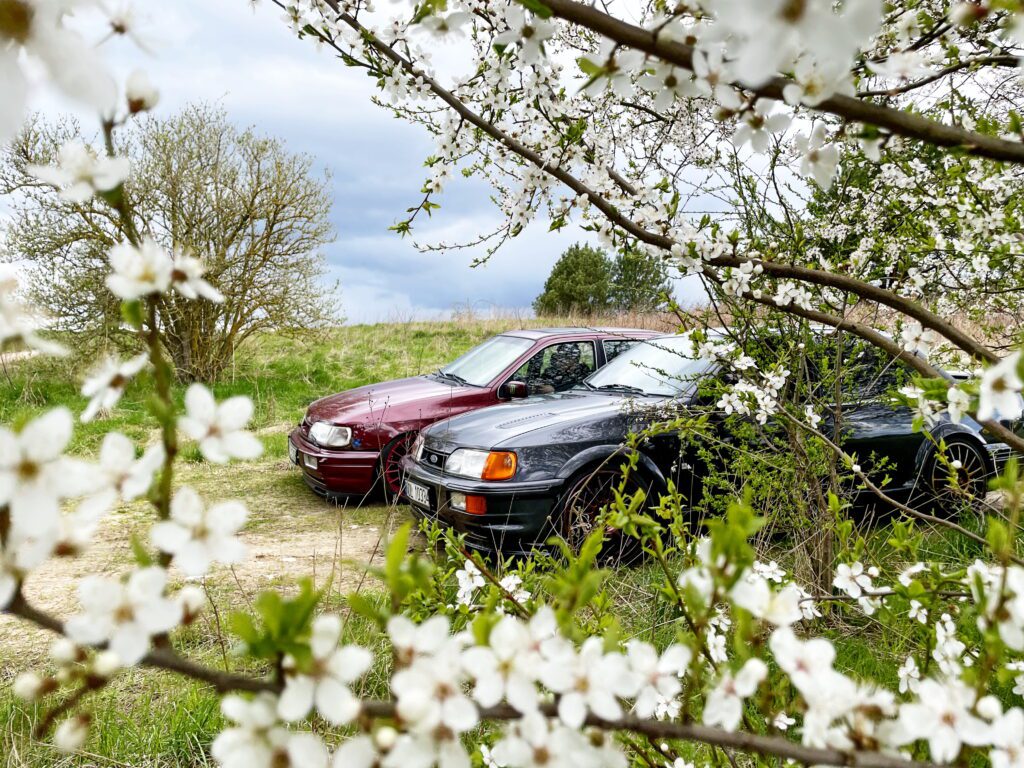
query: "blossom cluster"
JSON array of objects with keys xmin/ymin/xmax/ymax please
[{"xmin": 203, "ymin": 539, "xmax": 1024, "ymax": 768}]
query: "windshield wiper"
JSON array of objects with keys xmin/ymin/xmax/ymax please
[
  {"xmin": 595, "ymin": 383, "xmax": 647, "ymax": 395},
  {"xmin": 434, "ymin": 369, "xmax": 469, "ymax": 385}
]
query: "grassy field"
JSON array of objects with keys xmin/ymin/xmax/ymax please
[
  {"xmin": 0, "ymin": 314, "xmax": 996, "ymax": 766},
  {"xmin": 1, "ymin": 314, "xmax": 690, "ymax": 766}
]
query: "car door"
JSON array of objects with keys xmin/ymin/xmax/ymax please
[
  {"xmin": 505, "ymin": 340, "xmax": 599, "ymax": 396},
  {"xmin": 820, "ymin": 341, "xmax": 921, "ymax": 488}
]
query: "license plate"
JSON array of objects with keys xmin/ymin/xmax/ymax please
[
  {"xmin": 406, "ymin": 480, "xmax": 430, "ymax": 506},
  {"xmin": 303, "ymin": 452, "xmax": 317, "ymax": 469},
  {"xmin": 288, "ymin": 441, "xmax": 298, "ymax": 464}
]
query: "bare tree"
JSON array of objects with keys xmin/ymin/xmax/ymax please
[{"xmin": 0, "ymin": 103, "xmax": 339, "ymax": 381}]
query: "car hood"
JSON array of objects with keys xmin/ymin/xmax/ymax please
[
  {"xmin": 306, "ymin": 376, "xmax": 473, "ymax": 425},
  {"xmin": 424, "ymin": 390, "xmax": 668, "ymax": 451}
]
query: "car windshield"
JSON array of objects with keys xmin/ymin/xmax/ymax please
[
  {"xmin": 435, "ymin": 335, "xmax": 534, "ymax": 387},
  {"xmin": 584, "ymin": 335, "xmax": 710, "ymax": 396}
]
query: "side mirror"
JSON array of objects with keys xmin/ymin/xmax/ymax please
[{"xmin": 498, "ymin": 380, "xmax": 529, "ymax": 400}]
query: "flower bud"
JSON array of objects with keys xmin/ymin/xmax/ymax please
[
  {"xmin": 54, "ymin": 714, "xmax": 90, "ymax": 753},
  {"xmin": 51, "ymin": 638, "xmax": 81, "ymax": 665},
  {"xmin": 93, "ymin": 651, "xmax": 122, "ymax": 679},
  {"xmin": 13, "ymin": 672, "xmax": 45, "ymax": 701},
  {"xmin": 374, "ymin": 726, "xmax": 398, "ymax": 751},
  {"xmin": 977, "ymin": 694, "xmax": 1002, "ymax": 720},
  {"xmin": 177, "ymin": 585, "xmax": 206, "ymax": 623},
  {"xmin": 126, "ymin": 69, "xmax": 160, "ymax": 114}
]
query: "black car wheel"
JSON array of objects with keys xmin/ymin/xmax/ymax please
[
  {"xmin": 554, "ymin": 465, "xmax": 649, "ymax": 564},
  {"xmin": 380, "ymin": 432, "xmax": 416, "ymax": 505},
  {"xmin": 924, "ymin": 437, "xmax": 990, "ymax": 507}
]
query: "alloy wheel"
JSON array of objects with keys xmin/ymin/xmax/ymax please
[
  {"xmin": 382, "ymin": 432, "xmax": 416, "ymax": 501},
  {"xmin": 928, "ymin": 440, "xmax": 989, "ymax": 503},
  {"xmin": 559, "ymin": 467, "xmax": 645, "ymax": 560}
]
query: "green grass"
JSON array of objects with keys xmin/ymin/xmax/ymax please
[
  {"xmin": 0, "ymin": 316, "xmax": 576, "ymax": 766},
  {"xmin": 0, "ymin": 315, "xmax": 1007, "ymax": 766},
  {"xmin": 0, "ymin": 317, "xmax": 561, "ymax": 456}
]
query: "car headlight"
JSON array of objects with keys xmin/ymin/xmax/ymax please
[
  {"xmin": 309, "ymin": 421, "xmax": 352, "ymax": 448},
  {"xmin": 411, "ymin": 433, "xmax": 426, "ymax": 462},
  {"xmin": 445, "ymin": 448, "xmax": 517, "ymax": 481}
]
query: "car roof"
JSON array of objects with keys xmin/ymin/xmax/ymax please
[{"xmin": 501, "ymin": 327, "xmax": 662, "ymax": 340}]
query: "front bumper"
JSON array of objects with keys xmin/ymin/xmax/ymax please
[
  {"xmin": 289, "ymin": 428, "xmax": 380, "ymax": 498},
  {"xmin": 401, "ymin": 456, "xmax": 565, "ymax": 555},
  {"xmin": 985, "ymin": 441, "xmax": 1014, "ymax": 475}
]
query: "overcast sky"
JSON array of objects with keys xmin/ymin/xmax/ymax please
[{"xmin": 12, "ymin": 0, "xmax": 706, "ymax": 323}]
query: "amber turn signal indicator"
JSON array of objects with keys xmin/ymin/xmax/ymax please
[
  {"xmin": 481, "ymin": 451, "xmax": 517, "ymax": 481},
  {"xmin": 464, "ymin": 495, "xmax": 488, "ymax": 515}
]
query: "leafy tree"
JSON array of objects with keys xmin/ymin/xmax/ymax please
[
  {"xmin": 532, "ymin": 243, "xmax": 612, "ymax": 315},
  {"xmin": 609, "ymin": 249, "xmax": 672, "ymax": 312},
  {"xmin": 0, "ymin": 104, "xmax": 339, "ymax": 381}
]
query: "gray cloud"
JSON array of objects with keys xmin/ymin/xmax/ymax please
[{"xmin": 14, "ymin": 0, "xmax": 707, "ymax": 323}]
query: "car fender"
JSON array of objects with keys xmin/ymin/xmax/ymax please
[
  {"xmin": 555, "ymin": 445, "xmax": 668, "ymax": 490},
  {"xmin": 912, "ymin": 423, "xmax": 992, "ymax": 474}
]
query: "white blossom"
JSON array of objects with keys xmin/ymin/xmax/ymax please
[
  {"xmin": 277, "ymin": 614, "xmax": 372, "ymax": 725},
  {"xmin": 0, "ymin": 279, "xmax": 67, "ymax": 357},
  {"xmin": 794, "ymin": 124, "xmax": 840, "ymax": 190},
  {"xmin": 212, "ymin": 693, "xmax": 329, "ymax": 768},
  {"xmin": 0, "ymin": 0, "xmax": 117, "ymax": 142},
  {"xmin": 541, "ymin": 636, "xmax": 638, "ymax": 728},
  {"xmin": 65, "ymin": 567, "xmax": 182, "ymax": 665},
  {"xmin": 0, "ymin": 407, "xmax": 94, "ymax": 536},
  {"xmin": 80, "ymin": 353, "xmax": 148, "ymax": 422},
  {"xmin": 703, "ymin": 658, "xmax": 767, "ymax": 731},
  {"xmin": 892, "ymin": 678, "xmax": 990, "ymax": 762},
  {"xmin": 733, "ymin": 100, "xmax": 791, "ymax": 153},
  {"xmin": 171, "ymin": 253, "xmax": 224, "ymax": 302},
  {"xmin": 151, "ymin": 486, "xmax": 248, "ymax": 577},
  {"xmin": 731, "ymin": 573, "xmax": 803, "ymax": 626},
  {"xmin": 54, "ymin": 714, "xmax": 90, "ymax": 753},
  {"xmin": 900, "ymin": 321, "xmax": 937, "ymax": 358},
  {"xmin": 947, "ymin": 386, "xmax": 970, "ymax": 423},
  {"xmin": 897, "ymin": 656, "xmax": 920, "ymax": 694},
  {"xmin": 106, "ymin": 239, "xmax": 173, "ymax": 300},
  {"xmin": 179, "ymin": 384, "xmax": 263, "ymax": 463},
  {"xmin": 625, "ymin": 641, "xmax": 691, "ymax": 719},
  {"xmin": 455, "ymin": 559, "xmax": 485, "ymax": 607},
  {"xmin": 463, "ymin": 613, "xmax": 545, "ymax": 713},
  {"xmin": 493, "ymin": 5, "xmax": 554, "ymax": 64},
  {"xmin": 28, "ymin": 141, "xmax": 130, "ymax": 203},
  {"xmin": 977, "ymin": 351, "xmax": 1023, "ymax": 421}
]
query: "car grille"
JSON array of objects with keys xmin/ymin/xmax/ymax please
[{"xmin": 421, "ymin": 447, "xmax": 447, "ymax": 471}]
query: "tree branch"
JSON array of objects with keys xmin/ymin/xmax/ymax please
[
  {"xmin": 539, "ymin": 0, "xmax": 1024, "ymax": 165},
  {"xmin": 4, "ymin": 591, "xmax": 944, "ymax": 768}
]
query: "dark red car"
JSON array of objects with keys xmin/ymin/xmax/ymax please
[{"xmin": 288, "ymin": 327, "xmax": 659, "ymax": 502}]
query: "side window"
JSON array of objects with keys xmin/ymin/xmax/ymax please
[
  {"xmin": 511, "ymin": 342, "xmax": 597, "ymax": 395},
  {"xmin": 603, "ymin": 339, "xmax": 637, "ymax": 362},
  {"xmin": 846, "ymin": 347, "xmax": 910, "ymax": 400},
  {"xmin": 812, "ymin": 337, "xmax": 911, "ymax": 402}
]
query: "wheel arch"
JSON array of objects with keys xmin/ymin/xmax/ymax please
[
  {"xmin": 555, "ymin": 444, "xmax": 668, "ymax": 492},
  {"xmin": 913, "ymin": 424, "xmax": 994, "ymax": 478}
]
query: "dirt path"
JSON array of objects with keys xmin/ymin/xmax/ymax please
[{"xmin": 0, "ymin": 456, "xmax": 408, "ymax": 664}]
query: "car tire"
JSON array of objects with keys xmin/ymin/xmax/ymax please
[
  {"xmin": 552, "ymin": 463, "xmax": 651, "ymax": 565},
  {"xmin": 379, "ymin": 432, "xmax": 417, "ymax": 505},
  {"xmin": 921, "ymin": 436, "xmax": 991, "ymax": 509}
]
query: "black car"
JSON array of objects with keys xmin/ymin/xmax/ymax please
[{"xmin": 400, "ymin": 333, "xmax": 1018, "ymax": 555}]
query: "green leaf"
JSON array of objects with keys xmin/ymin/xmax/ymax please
[
  {"xmin": 130, "ymin": 533, "xmax": 155, "ymax": 567},
  {"xmin": 577, "ymin": 57, "xmax": 603, "ymax": 77},
  {"xmin": 517, "ymin": 0, "xmax": 553, "ymax": 18},
  {"xmin": 121, "ymin": 300, "xmax": 144, "ymax": 329},
  {"xmin": 987, "ymin": 517, "xmax": 1009, "ymax": 557}
]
